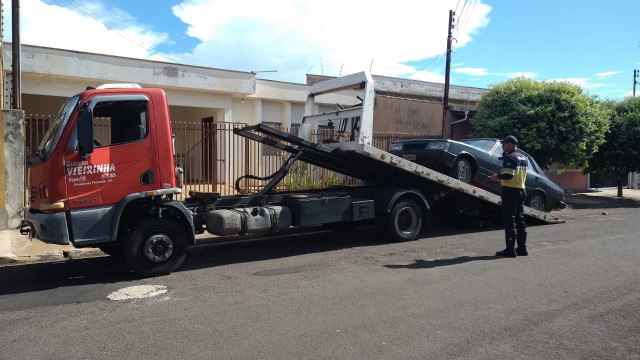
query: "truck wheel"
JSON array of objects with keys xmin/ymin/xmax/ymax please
[
  {"xmin": 453, "ymin": 158, "xmax": 473, "ymax": 184},
  {"xmin": 124, "ymin": 218, "xmax": 187, "ymax": 277},
  {"xmin": 385, "ymin": 199, "xmax": 422, "ymax": 242}
]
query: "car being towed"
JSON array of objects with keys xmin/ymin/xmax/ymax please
[{"xmin": 389, "ymin": 138, "xmax": 566, "ymax": 211}]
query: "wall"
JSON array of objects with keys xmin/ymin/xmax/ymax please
[
  {"xmin": 291, "ymin": 103, "xmax": 305, "ymax": 124},
  {"xmin": 262, "ymin": 100, "xmax": 284, "ymax": 123},
  {"xmin": 0, "ymin": 110, "xmax": 25, "ymax": 229},
  {"xmin": 373, "ymin": 96, "xmax": 442, "ymax": 134},
  {"xmin": 23, "ymin": 94, "xmax": 68, "ymax": 116},
  {"xmin": 544, "ymin": 170, "xmax": 588, "ymax": 191}
]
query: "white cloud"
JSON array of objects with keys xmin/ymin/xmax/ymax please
[
  {"xmin": 171, "ymin": 0, "xmax": 493, "ymax": 82},
  {"xmin": 595, "ymin": 71, "xmax": 621, "ymax": 79},
  {"xmin": 548, "ymin": 78, "xmax": 589, "ymax": 86},
  {"xmin": 547, "ymin": 77, "xmax": 607, "ymax": 89},
  {"xmin": 3, "ymin": 0, "xmax": 492, "ymax": 83},
  {"xmin": 454, "ymin": 67, "xmax": 489, "ymax": 76},
  {"xmin": 2, "ymin": 0, "xmax": 170, "ymax": 60}
]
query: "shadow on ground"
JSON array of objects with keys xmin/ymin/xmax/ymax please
[
  {"xmin": 384, "ymin": 255, "xmax": 504, "ymax": 270},
  {"xmin": 0, "ymin": 220, "xmax": 510, "ymax": 296}
]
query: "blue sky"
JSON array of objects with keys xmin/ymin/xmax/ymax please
[{"xmin": 3, "ymin": 0, "xmax": 639, "ymax": 98}]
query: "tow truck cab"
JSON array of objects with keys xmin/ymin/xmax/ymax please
[{"xmin": 24, "ymin": 85, "xmax": 179, "ymax": 246}]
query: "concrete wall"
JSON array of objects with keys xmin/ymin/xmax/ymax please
[
  {"xmin": 0, "ymin": 110, "xmax": 25, "ymax": 229},
  {"xmin": 373, "ymin": 96, "xmax": 442, "ymax": 134},
  {"xmin": 262, "ymin": 100, "xmax": 284, "ymax": 124},
  {"xmin": 544, "ymin": 170, "xmax": 588, "ymax": 191}
]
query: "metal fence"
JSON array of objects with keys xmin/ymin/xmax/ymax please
[{"xmin": 24, "ymin": 115, "xmax": 439, "ymax": 202}]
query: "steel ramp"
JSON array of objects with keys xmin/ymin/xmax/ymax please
[{"xmin": 234, "ymin": 124, "xmax": 565, "ymax": 224}]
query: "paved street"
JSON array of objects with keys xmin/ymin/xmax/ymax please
[{"xmin": 1, "ymin": 199, "xmax": 639, "ymax": 360}]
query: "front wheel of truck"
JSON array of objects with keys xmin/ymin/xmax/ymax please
[{"xmin": 124, "ymin": 218, "xmax": 187, "ymax": 277}]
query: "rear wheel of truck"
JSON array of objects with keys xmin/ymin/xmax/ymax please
[
  {"xmin": 124, "ymin": 218, "xmax": 187, "ymax": 277},
  {"xmin": 384, "ymin": 199, "xmax": 422, "ymax": 242}
]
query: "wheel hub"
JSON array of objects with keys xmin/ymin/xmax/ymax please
[
  {"xmin": 142, "ymin": 234, "xmax": 174, "ymax": 263},
  {"xmin": 397, "ymin": 207, "xmax": 418, "ymax": 234},
  {"xmin": 458, "ymin": 163, "xmax": 471, "ymax": 182}
]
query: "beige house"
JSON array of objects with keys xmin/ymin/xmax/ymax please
[
  {"xmin": 7, "ymin": 44, "xmax": 485, "ymax": 134},
  {"xmin": 0, "ymin": 43, "xmax": 487, "ymax": 229}
]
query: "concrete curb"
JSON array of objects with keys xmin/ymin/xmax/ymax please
[
  {"xmin": 0, "ymin": 229, "xmax": 106, "ymax": 265},
  {"xmin": 0, "ymin": 230, "xmax": 18, "ymax": 264}
]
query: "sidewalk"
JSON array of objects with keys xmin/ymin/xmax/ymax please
[
  {"xmin": 0, "ymin": 229, "xmax": 105, "ymax": 265},
  {"xmin": 2, "ymin": 188, "xmax": 639, "ymax": 265}
]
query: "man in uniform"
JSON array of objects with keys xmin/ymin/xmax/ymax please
[{"xmin": 489, "ymin": 135, "xmax": 528, "ymax": 257}]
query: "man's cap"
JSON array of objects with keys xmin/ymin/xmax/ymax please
[{"xmin": 500, "ymin": 135, "xmax": 518, "ymax": 145}]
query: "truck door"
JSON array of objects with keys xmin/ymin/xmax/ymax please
[{"xmin": 65, "ymin": 95, "xmax": 159, "ymax": 210}]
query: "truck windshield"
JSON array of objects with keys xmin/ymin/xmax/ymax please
[{"xmin": 34, "ymin": 95, "xmax": 79, "ymax": 161}]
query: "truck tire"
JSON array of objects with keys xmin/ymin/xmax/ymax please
[
  {"xmin": 124, "ymin": 218, "xmax": 187, "ymax": 277},
  {"xmin": 384, "ymin": 199, "xmax": 422, "ymax": 242}
]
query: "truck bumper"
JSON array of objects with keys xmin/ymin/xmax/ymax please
[{"xmin": 23, "ymin": 209, "xmax": 70, "ymax": 245}]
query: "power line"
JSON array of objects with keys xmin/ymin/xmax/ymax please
[
  {"xmin": 457, "ymin": 0, "xmax": 478, "ymax": 34},
  {"xmin": 456, "ymin": 0, "xmax": 469, "ymax": 31},
  {"xmin": 416, "ymin": 54, "xmax": 445, "ymax": 72},
  {"xmin": 424, "ymin": 56, "xmax": 445, "ymax": 73}
]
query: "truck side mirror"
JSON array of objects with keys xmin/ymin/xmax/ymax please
[{"xmin": 77, "ymin": 106, "xmax": 94, "ymax": 157}]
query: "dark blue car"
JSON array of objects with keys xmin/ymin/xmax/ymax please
[{"xmin": 389, "ymin": 138, "xmax": 566, "ymax": 211}]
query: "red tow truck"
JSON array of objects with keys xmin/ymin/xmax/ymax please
[{"xmin": 23, "ymin": 72, "xmax": 562, "ymax": 276}]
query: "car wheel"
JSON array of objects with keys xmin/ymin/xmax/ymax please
[
  {"xmin": 453, "ymin": 158, "xmax": 473, "ymax": 184},
  {"xmin": 124, "ymin": 218, "xmax": 187, "ymax": 277},
  {"xmin": 526, "ymin": 191, "xmax": 545, "ymax": 211},
  {"xmin": 383, "ymin": 199, "xmax": 422, "ymax": 242}
]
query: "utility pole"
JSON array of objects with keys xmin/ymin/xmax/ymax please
[
  {"xmin": 634, "ymin": 69, "xmax": 638, "ymax": 97},
  {"xmin": 11, "ymin": 0, "xmax": 21, "ymax": 109},
  {"xmin": 442, "ymin": 10, "xmax": 455, "ymax": 138},
  {"xmin": 0, "ymin": 2, "xmax": 4, "ymax": 109}
]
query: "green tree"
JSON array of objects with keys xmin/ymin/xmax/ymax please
[
  {"xmin": 470, "ymin": 78, "xmax": 609, "ymax": 169},
  {"xmin": 584, "ymin": 97, "xmax": 640, "ymax": 197}
]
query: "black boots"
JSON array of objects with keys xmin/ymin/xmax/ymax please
[
  {"xmin": 516, "ymin": 232, "xmax": 528, "ymax": 256},
  {"xmin": 496, "ymin": 236, "xmax": 517, "ymax": 257},
  {"xmin": 496, "ymin": 233, "xmax": 528, "ymax": 257}
]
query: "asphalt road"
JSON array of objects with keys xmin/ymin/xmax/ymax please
[{"xmin": 1, "ymin": 204, "xmax": 639, "ymax": 360}]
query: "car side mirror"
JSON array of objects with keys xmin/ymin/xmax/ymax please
[{"xmin": 77, "ymin": 106, "xmax": 94, "ymax": 157}]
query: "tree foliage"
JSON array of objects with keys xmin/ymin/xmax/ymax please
[
  {"xmin": 584, "ymin": 97, "xmax": 640, "ymax": 197},
  {"xmin": 469, "ymin": 78, "xmax": 609, "ymax": 169}
]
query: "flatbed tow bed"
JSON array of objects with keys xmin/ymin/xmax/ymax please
[{"xmin": 235, "ymin": 122, "xmax": 564, "ymax": 225}]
